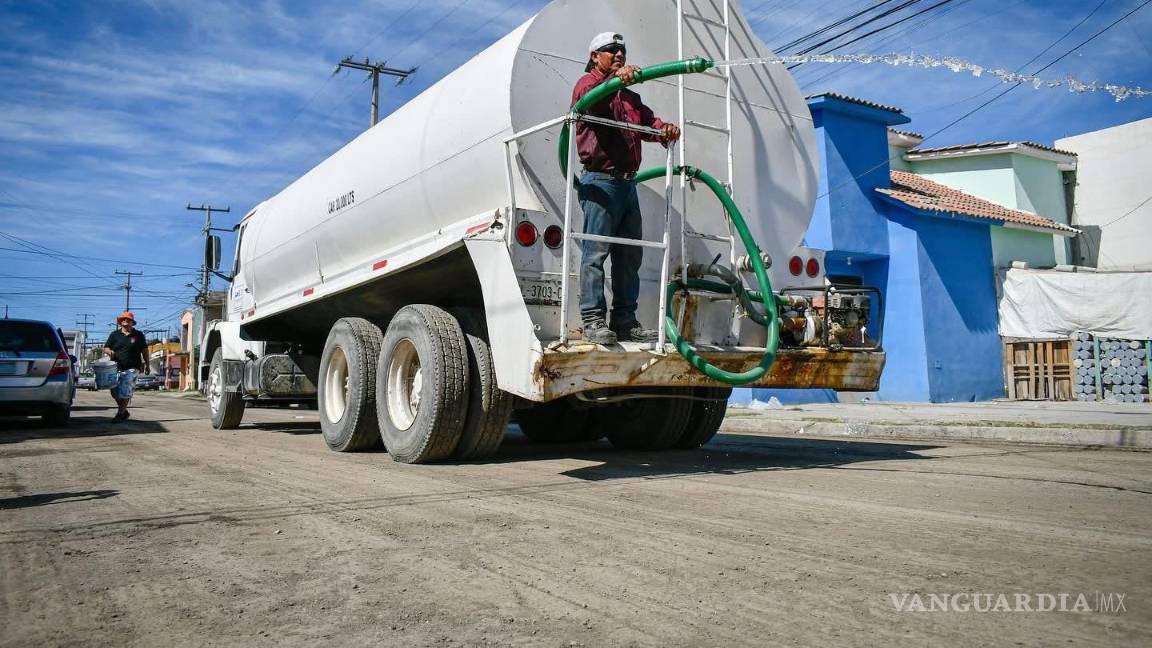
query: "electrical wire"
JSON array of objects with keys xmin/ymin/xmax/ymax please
[
  {"xmin": 774, "ymin": 0, "xmax": 901, "ymax": 52},
  {"xmin": 384, "ymin": 0, "xmax": 476, "ymax": 63},
  {"xmin": 0, "ymin": 246, "xmax": 200, "ymax": 270},
  {"xmin": 792, "ymin": 0, "xmax": 958, "ymax": 64},
  {"xmin": 793, "ymin": 0, "xmax": 978, "ymax": 88},
  {"xmin": 809, "ymin": 0, "xmax": 1152, "ymax": 206},
  {"xmin": 789, "ymin": 0, "xmax": 925, "ymax": 56},
  {"xmin": 914, "ymin": 0, "xmax": 1111, "ymax": 113}
]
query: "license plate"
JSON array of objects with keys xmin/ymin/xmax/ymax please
[
  {"xmin": 0, "ymin": 361, "xmax": 21, "ymax": 375},
  {"xmin": 521, "ymin": 279, "xmax": 562, "ymax": 306}
]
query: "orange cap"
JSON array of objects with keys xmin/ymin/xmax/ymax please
[{"xmin": 117, "ymin": 311, "xmax": 136, "ymax": 324}]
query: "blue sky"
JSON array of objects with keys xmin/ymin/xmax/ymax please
[{"xmin": 1, "ymin": 0, "xmax": 1149, "ymax": 344}]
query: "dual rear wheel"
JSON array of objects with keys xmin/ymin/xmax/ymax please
[
  {"xmin": 317, "ymin": 306, "xmax": 512, "ymax": 464},
  {"xmin": 317, "ymin": 307, "xmax": 731, "ymax": 463}
]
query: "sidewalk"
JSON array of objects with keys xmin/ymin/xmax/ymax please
[{"xmin": 724, "ymin": 400, "xmax": 1152, "ymax": 448}]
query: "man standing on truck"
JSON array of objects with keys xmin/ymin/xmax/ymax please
[
  {"xmin": 572, "ymin": 31, "xmax": 681, "ymax": 344},
  {"xmin": 103, "ymin": 311, "xmax": 149, "ymax": 422}
]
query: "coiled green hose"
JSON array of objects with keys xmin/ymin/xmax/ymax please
[{"xmin": 558, "ymin": 58, "xmax": 779, "ymax": 385}]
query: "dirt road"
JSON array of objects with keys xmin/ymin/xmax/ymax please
[{"xmin": 2, "ymin": 391, "xmax": 1150, "ymax": 646}]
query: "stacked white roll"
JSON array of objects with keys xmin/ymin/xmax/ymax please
[
  {"xmin": 1093, "ymin": 336, "xmax": 1149, "ymax": 403},
  {"xmin": 1072, "ymin": 332, "xmax": 1098, "ymax": 402}
]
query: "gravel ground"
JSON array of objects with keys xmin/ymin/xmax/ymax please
[{"xmin": 2, "ymin": 390, "xmax": 1150, "ymax": 647}]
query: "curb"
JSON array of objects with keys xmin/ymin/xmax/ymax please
[{"xmin": 721, "ymin": 416, "xmax": 1152, "ymax": 449}]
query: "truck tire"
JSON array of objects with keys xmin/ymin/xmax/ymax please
[
  {"xmin": 516, "ymin": 399, "xmax": 603, "ymax": 443},
  {"xmin": 673, "ymin": 387, "xmax": 732, "ymax": 449},
  {"xmin": 319, "ymin": 318, "xmax": 384, "ymax": 452},
  {"xmin": 454, "ymin": 328, "xmax": 513, "ymax": 461},
  {"xmin": 208, "ymin": 350, "xmax": 245, "ymax": 429},
  {"xmin": 601, "ymin": 389, "xmax": 694, "ymax": 451},
  {"xmin": 376, "ymin": 305, "xmax": 469, "ymax": 464}
]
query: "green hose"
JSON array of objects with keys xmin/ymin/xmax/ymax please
[{"xmin": 558, "ymin": 59, "xmax": 780, "ymax": 385}]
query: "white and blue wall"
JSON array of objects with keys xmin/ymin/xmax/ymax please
[{"xmin": 732, "ymin": 94, "xmax": 1004, "ymax": 405}]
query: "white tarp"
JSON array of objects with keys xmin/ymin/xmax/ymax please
[{"xmin": 998, "ymin": 268, "xmax": 1152, "ymax": 340}]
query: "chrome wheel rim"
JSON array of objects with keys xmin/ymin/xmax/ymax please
[
  {"xmin": 323, "ymin": 346, "xmax": 349, "ymax": 423},
  {"xmin": 208, "ymin": 365, "xmax": 222, "ymax": 416},
  {"xmin": 385, "ymin": 339, "xmax": 421, "ymax": 431}
]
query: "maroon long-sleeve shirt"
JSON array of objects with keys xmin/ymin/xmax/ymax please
[{"xmin": 571, "ymin": 68, "xmax": 666, "ymax": 174}]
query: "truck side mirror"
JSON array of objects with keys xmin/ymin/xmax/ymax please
[{"xmin": 205, "ymin": 235, "xmax": 222, "ymax": 272}]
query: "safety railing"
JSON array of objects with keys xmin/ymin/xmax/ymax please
[{"xmin": 502, "ymin": 113, "xmax": 676, "ymax": 351}]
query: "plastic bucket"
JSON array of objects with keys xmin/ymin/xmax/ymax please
[{"xmin": 93, "ymin": 361, "xmax": 119, "ymax": 390}]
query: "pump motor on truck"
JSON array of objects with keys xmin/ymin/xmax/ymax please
[{"xmin": 199, "ymin": 0, "xmax": 885, "ymax": 464}]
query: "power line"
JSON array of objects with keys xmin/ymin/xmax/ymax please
[
  {"xmin": 808, "ymin": 0, "xmax": 1152, "ymax": 207},
  {"xmin": 775, "ymin": 0, "xmax": 901, "ymax": 52},
  {"xmin": 384, "ymin": 0, "xmax": 475, "ymax": 64},
  {"xmin": 788, "ymin": 0, "xmax": 925, "ymax": 56},
  {"xmin": 923, "ymin": 0, "xmax": 1151, "ymax": 145},
  {"xmin": 913, "ymin": 0, "xmax": 1111, "ymax": 113},
  {"xmin": 792, "ymin": 0, "xmax": 978, "ymax": 88},
  {"xmin": 0, "ymin": 245, "xmax": 200, "ymax": 270},
  {"xmin": 792, "ymin": 0, "xmax": 958, "ymax": 63}
]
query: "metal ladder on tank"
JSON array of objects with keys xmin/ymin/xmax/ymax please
[
  {"xmin": 675, "ymin": 0, "xmax": 740, "ymax": 302},
  {"xmin": 500, "ymin": 1, "xmax": 741, "ymax": 351}
]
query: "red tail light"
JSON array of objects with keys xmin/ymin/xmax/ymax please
[
  {"xmin": 806, "ymin": 257, "xmax": 821, "ymax": 278},
  {"xmin": 49, "ymin": 350, "xmax": 71, "ymax": 376},
  {"xmin": 788, "ymin": 255, "xmax": 803, "ymax": 276},
  {"xmin": 543, "ymin": 225, "xmax": 563, "ymax": 249},
  {"xmin": 515, "ymin": 221, "xmax": 538, "ymax": 247}
]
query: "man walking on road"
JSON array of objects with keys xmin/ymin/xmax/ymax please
[
  {"xmin": 103, "ymin": 311, "xmax": 149, "ymax": 422},
  {"xmin": 571, "ymin": 31, "xmax": 681, "ymax": 344}
]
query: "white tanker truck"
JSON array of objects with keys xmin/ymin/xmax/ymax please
[{"xmin": 200, "ymin": 0, "xmax": 885, "ymax": 463}]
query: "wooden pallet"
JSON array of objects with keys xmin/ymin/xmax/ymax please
[{"xmin": 1003, "ymin": 338, "xmax": 1073, "ymax": 401}]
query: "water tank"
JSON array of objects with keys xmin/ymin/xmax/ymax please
[{"xmin": 241, "ymin": 0, "xmax": 818, "ymax": 315}]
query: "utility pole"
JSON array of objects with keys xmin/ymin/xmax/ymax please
[
  {"xmin": 76, "ymin": 314, "xmax": 95, "ymax": 371},
  {"xmin": 114, "ymin": 270, "xmax": 143, "ymax": 311},
  {"xmin": 186, "ymin": 204, "xmax": 231, "ymax": 300},
  {"xmin": 186, "ymin": 203, "xmax": 231, "ymax": 392},
  {"xmin": 333, "ymin": 56, "xmax": 416, "ymax": 127}
]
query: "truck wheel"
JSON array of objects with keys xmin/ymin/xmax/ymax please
[
  {"xmin": 319, "ymin": 318, "xmax": 384, "ymax": 452},
  {"xmin": 601, "ymin": 389, "xmax": 694, "ymax": 451},
  {"xmin": 673, "ymin": 387, "xmax": 732, "ymax": 449},
  {"xmin": 454, "ymin": 328, "xmax": 513, "ymax": 461},
  {"xmin": 376, "ymin": 305, "xmax": 469, "ymax": 464},
  {"xmin": 208, "ymin": 350, "xmax": 246, "ymax": 429},
  {"xmin": 516, "ymin": 399, "xmax": 603, "ymax": 443}
]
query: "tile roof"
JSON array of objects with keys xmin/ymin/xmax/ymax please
[
  {"xmin": 877, "ymin": 171, "xmax": 1078, "ymax": 235},
  {"xmin": 805, "ymin": 92, "xmax": 904, "ymax": 114},
  {"xmin": 907, "ymin": 140, "xmax": 1077, "ymax": 158},
  {"xmin": 888, "ymin": 128, "xmax": 924, "ymax": 139}
]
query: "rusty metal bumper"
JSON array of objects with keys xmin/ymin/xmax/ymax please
[{"xmin": 537, "ymin": 342, "xmax": 885, "ymax": 401}]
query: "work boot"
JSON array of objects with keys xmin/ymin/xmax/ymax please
[
  {"xmin": 613, "ymin": 323, "xmax": 659, "ymax": 343},
  {"xmin": 582, "ymin": 320, "xmax": 618, "ymax": 345}
]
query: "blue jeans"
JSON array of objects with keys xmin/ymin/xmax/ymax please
[
  {"xmin": 578, "ymin": 172, "xmax": 643, "ymax": 329},
  {"xmin": 112, "ymin": 369, "xmax": 137, "ymax": 400}
]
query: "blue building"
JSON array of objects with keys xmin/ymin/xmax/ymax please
[{"xmin": 733, "ymin": 93, "xmax": 1075, "ymax": 405}]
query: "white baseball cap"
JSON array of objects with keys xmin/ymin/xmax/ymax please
[{"xmin": 588, "ymin": 32, "xmax": 625, "ymax": 52}]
